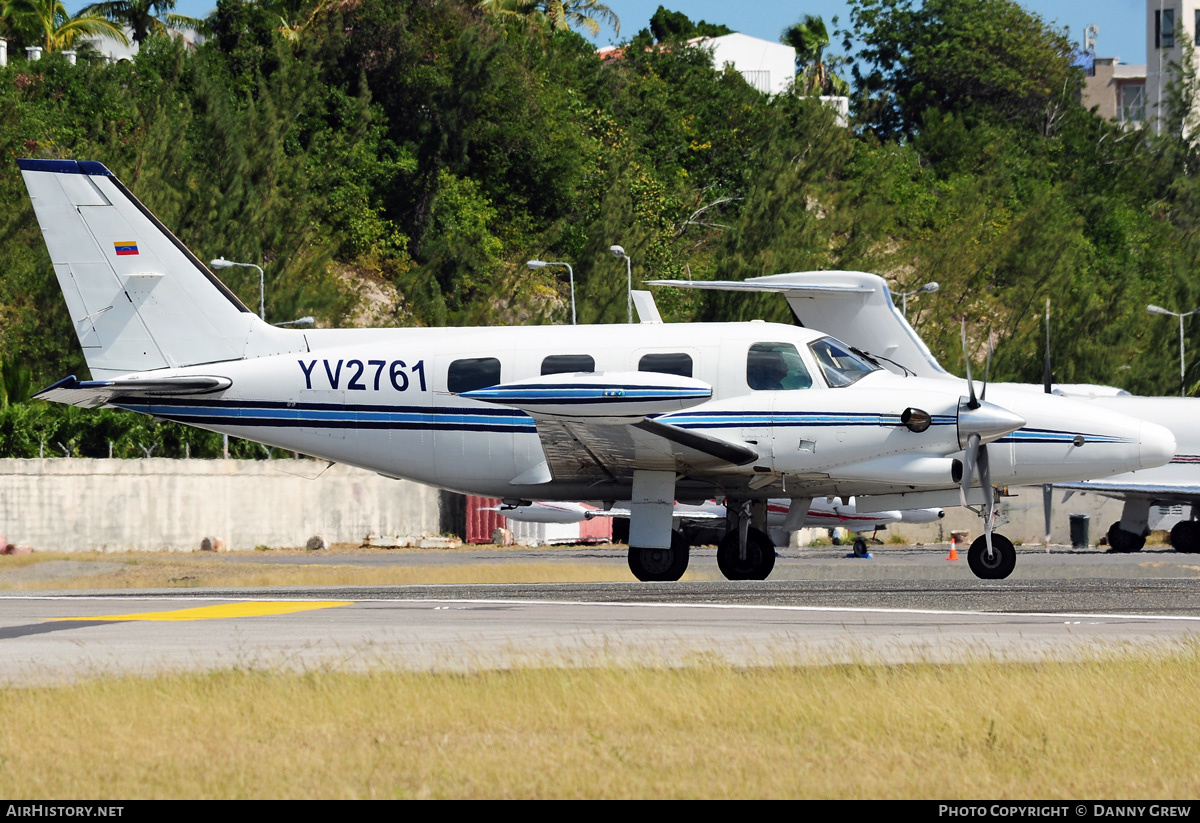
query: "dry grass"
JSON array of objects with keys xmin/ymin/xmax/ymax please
[
  {"xmin": 1, "ymin": 653, "xmax": 1199, "ymax": 798},
  {"xmin": 0, "ymin": 548, "xmax": 690, "ymax": 589}
]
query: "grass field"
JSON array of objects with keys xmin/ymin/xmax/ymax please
[
  {"xmin": 0, "ymin": 548, "xmax": 680, "ymax": 589},
  {"xmin": 1, "ymin": 654, "xmax": 1198, "ymax": 799}
]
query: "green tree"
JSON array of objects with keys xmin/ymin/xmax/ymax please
[
  {"xmin": 647, "ymin": 5, "xmax": 729, "ymax": 42},
  {"xmin": 848, "ymin": 0, "xmax": 1080, "ymax": 140}
]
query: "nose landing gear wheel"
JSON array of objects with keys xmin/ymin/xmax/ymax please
[
  {"xmin": 717, "ymin": 527, "xmax": 776, "ymax": 580},
  {"xmin": 967, "ymin": 534, "xmax": 1016, "ymax": 580},
  {"xmin": 852, "ymin": 537, "xmax": 870, "ymax": 557},
  {"xmin": 628, "ymin": 530, "xmax": 690, "ymax": 581}
]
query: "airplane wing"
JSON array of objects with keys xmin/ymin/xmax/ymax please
[
  {"xmin": 460, "ymin": 371, "xmax": 760, "ymax": 486},
  {"xmin": 1054, "ymin": 481, "xmax": 1200, "ymax": 500},
  {"xmin": 35, "ymin": 374, "xmax": 233, "ymax": 408}
]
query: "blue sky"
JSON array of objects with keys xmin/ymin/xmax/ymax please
[{"xmin": 71, "ymin": 1, "xmax": 1154, "ymax": 67}]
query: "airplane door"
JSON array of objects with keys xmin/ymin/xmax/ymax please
[{"xmin": 433, "ymin": 351, "xmax": 516, "ymax": 489}]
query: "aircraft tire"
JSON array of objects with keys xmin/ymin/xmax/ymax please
[
  {"xmin": 627, "ymin": 531, "xmax": 690, "ymax": 582},
  {"xmin": 852, "ymin": 537, "xmax": 869, "ymax": 557},
  {"xmin": 716, "ymin": 527, "xmax": 776, "ymax": 580},
  {"xmin": 1170, "ymin": 521, "xmax": 1200, "ymax": 553},
  {"xmin": 1106, "ymin": 521, "xmax": 1146, "ymax": 553},
  {"xmin": 967, "ymin": 534, "xmax": 1016, "ymax": 580}
]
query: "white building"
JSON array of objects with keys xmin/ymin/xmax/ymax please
[
  {"xmin": 1142, "ymin": 0, "xmax": 1200, "ymax": 134},
  {"xmin": 598, "ymin": 31, "xmax": 796, "ymax": 97},
  {"xmin": 691, "ymin": 32, "xmax": 796, "ymax": 97}
]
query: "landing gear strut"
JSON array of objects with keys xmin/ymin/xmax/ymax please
[{"xmin": 628, "ymin": 530, "xmax": 690, "ymax": 582}]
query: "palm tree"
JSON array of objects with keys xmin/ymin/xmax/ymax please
[
  {"xmin": 80, "ymin": 0, "xmax": 202, "ymax": 47},
  {"xmin": 781, "ymin": 14, "xmax": 847, "ymax": 96},
  {"xmin": 7, "ymin": 0, "xmax": 128, "ymax": 52},
  {"xmin": 479, "ymin": 0, "xmax": 617, "ymax": 37},
  {"xmin": 542, "ymin": 0, "xmax": 618, "ymax": 36}
]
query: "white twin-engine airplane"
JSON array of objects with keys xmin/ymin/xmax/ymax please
[{"xmin": 19, "ymin": 159, "xmax": 1176, "ymax": 581}]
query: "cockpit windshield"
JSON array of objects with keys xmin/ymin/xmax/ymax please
[{"xmin": 808, "ymin": 337, "xmax": 879, "ymax": 387}]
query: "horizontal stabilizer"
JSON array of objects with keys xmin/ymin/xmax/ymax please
[
  {"xmin": 461, "ymin": 371, "xmax": 712, "ymax": 419},
  {"xmin": 35, "ymin": 374, "xmax": 232, "ymax": 408}
]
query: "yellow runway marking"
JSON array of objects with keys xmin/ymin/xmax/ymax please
[{"xmin": 52, "ymin": 601, "xmax": 353, "ymax": 622}]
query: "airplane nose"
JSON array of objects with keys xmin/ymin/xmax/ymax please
[{"xmin": 1139, "ymin": 421, "xmax": 1177, "ymax": 469}]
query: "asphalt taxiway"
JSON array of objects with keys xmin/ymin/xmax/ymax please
[{"xmin": 2, "ymin": 545, "xmax": 1199, "ymax": 681}]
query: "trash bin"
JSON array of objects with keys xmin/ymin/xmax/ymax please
[{"xmin": 1069, "ymin": 514, "xmax": 1090, "ymax": 548}]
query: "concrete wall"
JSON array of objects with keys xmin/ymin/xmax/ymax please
[{"xmin": 0, "ymin": 458, "xmax": 446, "ymax": 552}]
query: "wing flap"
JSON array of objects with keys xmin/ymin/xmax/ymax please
[{"xmin": 532, "ymin": 416, "xmax": 759, "ymax": 485}]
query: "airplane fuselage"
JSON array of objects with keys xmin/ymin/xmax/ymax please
[{"xmin": 107, "ymin": 321, "xmax": 1171, "ymax": 504}]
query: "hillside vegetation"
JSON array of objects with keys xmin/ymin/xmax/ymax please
[{"xmin": 1, "ymin": 0, "xmax": 1198, "ymax": 457}]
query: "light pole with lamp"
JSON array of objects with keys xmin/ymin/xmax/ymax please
[
  {"xmin": 609, "ymin": 245, "xmax": 632, "ymax": 324},
  {"xmin": 210, "ymin": 257, "xmax": 265, "ymax": 320},
  {"xmin": 527, "ymin": 260, "xmax": 575, "ymax": 324},
  {"xmin": 1147, "ymin": 304, "xmax": 1200, "ymax": 396},
  {"xmin": 896, "ymin": 281, "xmax": 939, "ymax": 318}
]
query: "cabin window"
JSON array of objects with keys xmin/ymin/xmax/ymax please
[
  {"xmin": 747, "ymin": 343, "xmax": 812, "ymax": 390},
  {"xmin": 448, "ymin": 357, "xmax": 501, "ymax": 393},
  {"xmin": 541, "ymin": 354, "xmax": 595, "ymax": 375},
  {"xmin": 638, "ymin": 352, "xmax": 693, "ymax": 378},
  {"xmin": 808, "ymin": 337, "xmax": 878, "ymax": 388}
]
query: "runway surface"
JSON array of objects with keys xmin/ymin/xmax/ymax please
[{"xmin": 3, "ymin": 545, "xmax": 1200, "ymax": 681}]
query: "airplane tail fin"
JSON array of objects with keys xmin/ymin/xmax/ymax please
[{"xmin": 19, "ymin": 159, "xmax": 300, "ymax": 380}]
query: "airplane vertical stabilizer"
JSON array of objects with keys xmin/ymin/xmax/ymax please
[{"xmin": 19, "ymin": 158, "xmax": 299, "ymax": 380}]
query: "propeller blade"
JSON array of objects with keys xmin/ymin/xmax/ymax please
[
  {"xmin": 1042, "ymin": 484, "xmax": 1053, "ymax": 546},
  {"xmin": 1043, "ymin": 298, "xmax": 1052, "ymax": 394},
  {"xmin": 961, "ymin": 320, "xmax": 978, "ymax": 409},
  {"xmin": 981, "ymin": 331, "xmax": 994, "ymax": 403}
]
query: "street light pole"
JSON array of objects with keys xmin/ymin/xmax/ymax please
[
  {"xmin": 527, "ymin": 260, "xmax": 575, "ymax": 324},
  {"xmin": 1147, "ymin": 304, "xmax": 1200, "ymax": 396},
  {"xmin": 897, "ymin": 281, "xmax": 939, "ymax": 318},
  {"xmin": 210, "ymin": 257, "xmax": 265, "ymax": 320},
  {"xmin": 609, "ymin": 245, "xmax": 632, "ymax": 323}
]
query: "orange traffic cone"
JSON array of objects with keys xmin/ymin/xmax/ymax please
[{"xmin": 946, "ymin": 537, "xmax": 959, "ymax": 561}]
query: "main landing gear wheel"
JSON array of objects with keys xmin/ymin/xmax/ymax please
[
  {"xmin": 1170, "ymin": 521, "xmax": 1200, "ymax": 553},
  {"xmin": 967, "ymin": 534, "xmax": 1016, "ymax": 580},
  {"xmin": 852, "ymin": 537, "xmax": 870, "ymax": 557},
  {"xmin": 1106, "ymin": 521, "xmax": 1146, "ymax": 553},
  {"xmin": 628, "ymin": 530, "xmax": 690, "ymax": 582},
  {"xmin": 717, "ymin": 527, "xmax": 776, "ymax": 581}
]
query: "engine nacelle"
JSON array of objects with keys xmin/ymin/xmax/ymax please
[{"xmin": 833, "ymin": 455, "xmax": 963, "ymax": 487}]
